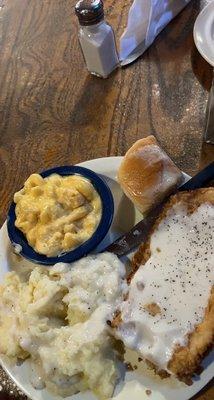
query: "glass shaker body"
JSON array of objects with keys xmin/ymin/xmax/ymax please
[{"xmin": 78, "ymin": 21, "xmax": 119, "ymax": 78}]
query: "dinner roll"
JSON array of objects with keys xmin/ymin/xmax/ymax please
[{"xmin": 118, "ymin": 135, "xmax": 183, "ymax": 214}]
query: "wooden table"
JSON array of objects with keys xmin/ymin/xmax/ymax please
[{"xmin": 0, "ymin": 0, "xmax": 213, "ymax": 399}]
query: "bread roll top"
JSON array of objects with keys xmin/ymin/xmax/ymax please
[{"xmin": 118, "ymin": 135, "xmax": 183, "ymax": 214}]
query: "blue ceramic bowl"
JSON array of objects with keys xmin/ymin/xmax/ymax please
[{"xmin": 7, "ymin": 165, "xmax": 114, "ymax": 266}]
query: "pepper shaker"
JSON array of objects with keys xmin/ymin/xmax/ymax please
[{"xmin": 75, "ymin": 0, "xmax": 119, "ymax": 78}]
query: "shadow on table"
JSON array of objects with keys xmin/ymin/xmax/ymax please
[
  {"xmin": 191, "ymin": 47, "xmax": 213, "ymax": 91},
  {"xmin": 69, "ymin": 69, "xmax": 118, "ymax": 130},
  {"xmin": 0, "ymin": 392, "xmax": 23, "ymax": 400}
]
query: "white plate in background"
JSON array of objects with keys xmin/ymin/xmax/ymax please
[
  {"xmin": 0, "ymin": 157, "xmax": 213, "ymax": 400},
  {"xmin": 194, "ymin": 1, "xmax": 214, "ymax": 66}
]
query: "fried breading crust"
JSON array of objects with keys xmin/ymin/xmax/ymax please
[{"xmin": 115, "ymin": 188, "xmax": 214, "ymax": 383}]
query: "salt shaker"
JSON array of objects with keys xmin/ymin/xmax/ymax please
[{"xmin": 75, "ymin": 0, "xmax": 119, "ymax": 78}]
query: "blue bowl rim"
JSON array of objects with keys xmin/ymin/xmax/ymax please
[{"xmin": 7, "ymin": 165, "xmax": 114, "ymax": 266}]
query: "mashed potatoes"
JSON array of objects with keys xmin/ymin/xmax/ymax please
[
  {"xmin": 14, "ymin": 173, "xmax": 102, "ymax": 257},
  {"xmin": 0, "ymin": 253, "xmax": 127, "ymax": 399}
]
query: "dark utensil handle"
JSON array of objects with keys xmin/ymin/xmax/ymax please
[
  {"xmin": 204, "ymin": 70, "xmax": 214, "ymax": 144},
  {"xmin": 179, "ymin": 161, "xmax": 214, "ymax": 191}
]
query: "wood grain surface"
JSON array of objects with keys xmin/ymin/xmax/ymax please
[{"xmin": 0, "ymin": 0, "xmax": 213, "ymax": 399}]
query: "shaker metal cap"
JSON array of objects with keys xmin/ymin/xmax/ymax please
[{"xmin": 75, "ymin": 0, "xmax": 104, "ymax": 26}]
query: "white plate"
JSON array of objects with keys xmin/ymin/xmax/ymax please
[
  {"xmin": 0, "ymin": 157, "xmax": 213, "ymax": 400},
  {"xmin": 194, "ymin": 1, "xmax": 214, "ymax": 66}
]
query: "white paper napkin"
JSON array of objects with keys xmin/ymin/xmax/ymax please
[{"xmin": 120, "ymin": 0, "xmax": 191, "ymax": 65}]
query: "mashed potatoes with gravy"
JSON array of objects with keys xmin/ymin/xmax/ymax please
[
  {"xmin": 0, "ymin": 253, "xmax": 127, "ymax": 399},
  {"xmin": 14, "ymin": 173, "xmax": 102, "ymax": 257}
]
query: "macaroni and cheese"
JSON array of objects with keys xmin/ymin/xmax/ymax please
[{"xmin": 14, "ymin": 173, "xmax": 102, "ymax": 257}]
